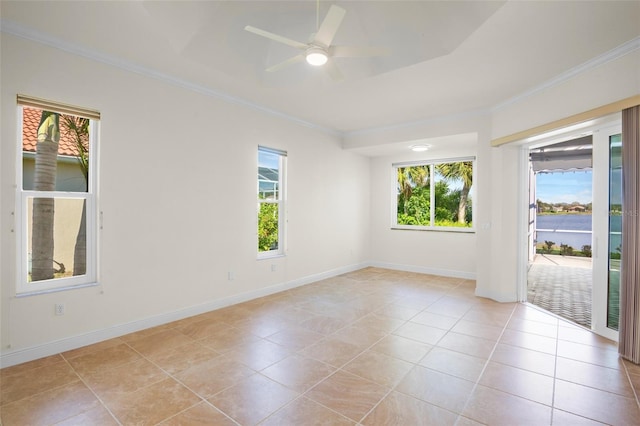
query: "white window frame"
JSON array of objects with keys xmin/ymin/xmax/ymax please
[
  {"xmin": 257, "ymin": 146, "xmax": 286, "ymax": 259},
  {"xmin": 391, "ymin": 157, "xmax": 476, "ymax": 232},
  {"xmin": 16, "ymin": 97, "xmax": 100, "ymax": 295}
]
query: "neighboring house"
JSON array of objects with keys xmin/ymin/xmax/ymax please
[
  {"xmin": 22, "ymin": 107, "xmax": 87, "ymax": 278},
  {"xmin": 22, "ymin": 107, "xmax": 86, "ymax": 192}
]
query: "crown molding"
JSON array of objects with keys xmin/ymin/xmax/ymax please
[
  {"xmin": 2, "ymin": 19, "xmax": 637, "ymax": 140},
  {"xmin": 343, "ymin": 108, "xmax": 490, "ymax": 140},
  {"xmin": 492, "ymin": 36, "xmax": 640, "ymax": 113},
  {"xmin": 345, "ymin": 37, "xmax": 640, "ymax": 138},
  {"xmin": 0, "ymin": 19, "xmax": 342, "ymax": 139}
]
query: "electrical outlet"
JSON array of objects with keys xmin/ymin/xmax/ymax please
[
  {"xmin": 271, "ymin": 264, "xmax": 277, "ymax": 272},
  {"xmin": 54, "ymin": 303, "xmax": 65, "ymax": 316},
  {"xmin": 228, "ymin": 271, "xmax": 235, "ymax": 281}
]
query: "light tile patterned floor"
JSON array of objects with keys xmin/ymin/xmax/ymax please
[
  {"xmin": 2, "ymin": 267, "xmax": 639, "ymax": 425},
  {"xmin": 528, "ymin": 263, "xmax": 592, "ymax": 327}
]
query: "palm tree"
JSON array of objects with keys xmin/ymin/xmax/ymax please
[
  {"xmin": 31, "ymin": 111, "xmax": 60, "ymax": 281},
  {"xmin": 397, "ymin": 168, "xmax": 412, "ymax": 214},
  {"xmin": 397, "ymin": 166, "xmax": 428, "ymax": 214},
  {"xmin": 435, "ymin": 162, "xmax": 473, "ymax": 224},
  {"xmin": 61, "ymin": 116, "xmax": 90, "ymax": 276}
]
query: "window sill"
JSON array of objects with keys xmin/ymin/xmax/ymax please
[
  {"xmin": 16, "ymin": 281, "xmax": 100, "ymax": 298},
  {"xmin": 391, "ymin": 226, "xmax": 475, "ymax": 233},
  {"xmin": 257, "ymin": 253, "xmax": 286, "ymax": 261}
]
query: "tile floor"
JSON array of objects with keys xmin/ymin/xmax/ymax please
[
  {"xmin": 2, "ymin": 267, "xmax": 640, "ymax": 425},
  {"xmin": 528, "ymin": 254, "xmax": 593, "ymax": 327}
]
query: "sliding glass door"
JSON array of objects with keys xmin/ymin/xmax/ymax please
[
  {"xmin": 607, "ymin": 133, "xmax": 622, "ymax": 331},
  {"xmin": 592, "ymin": 123, "xmax": 621, "ymax": 340},
  {"xmin": 521, "ymin": 118, "xmax": 620, "ymax": 340}
]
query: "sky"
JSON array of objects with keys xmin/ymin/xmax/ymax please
[
  {"xmin": 258, "ymin": 150, "xmax": 280, "ymax": 169},
  {"xmin": 536, "ymin": 171, "xmax": 592, "ymax": 204}
]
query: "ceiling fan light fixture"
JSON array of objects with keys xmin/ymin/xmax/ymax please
[
  {"xmin": 410, "ymin": 144, "xmax": 431, "ymax": 152},
  {"xmin": 306, "ymin": 47, "xmax": 328, "ymax": 66}
]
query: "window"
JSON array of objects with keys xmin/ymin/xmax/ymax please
[
  {"xmin": 258, "ymin": 146, "xmax": 286, "ymax": 257},
  {"xmin": 16, "ymin": 96, "xmax": 100, "ymax": 294},
  {"xmin": 393, "ymin": 158, "xmax": 475, "ymax": 230}
]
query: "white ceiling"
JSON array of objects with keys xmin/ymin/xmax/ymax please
[{"xmin": 2, "ymin": 1, "xmax": 639, "ymax": 153}]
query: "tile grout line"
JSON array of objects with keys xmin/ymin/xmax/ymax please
[
  {"xmin": 354, "ymin": 278, "xmax": 483, "ymax": 424},
  {"xmin": 259, "ymin": 275, "xmax": 410, "ymax": 425},
  {"xmin": 286, "ymin": 276, "xmax": 451, "ymax": 424},
  {"xmin": 124, "ymin": 342, "xmax": 244, "ymax": 426},
  {"xmin": 6, "ymin": 269, "xmax": 631, "ymax": 425},
  {"xmin": 59, "ymin": 353, "xmax": 124, "ymax": 426},
  {"xmin": 454, "ymin": 302, "xmax": 521, "ymax": 424}
]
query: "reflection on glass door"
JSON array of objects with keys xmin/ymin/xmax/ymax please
[
  {"xmin": 608, "ymin": 134, "xmax": 622, "ymax": 330},
  {"xmin": 592, "ymin": 123, "xmax": 621, "ymax": 340}
]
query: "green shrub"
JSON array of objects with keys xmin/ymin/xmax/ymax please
[
  {"xmin": 258, "ymin": 202, "xmax": 278, "ymax": 251},
  {"xmin": 560, "ymin": 244, "xmax": 574, "ymax": 256}
]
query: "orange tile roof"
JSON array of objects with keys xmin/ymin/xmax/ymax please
[{"xmin": 22, "ymin": 107, "xmax": 87, "ymax": 157}]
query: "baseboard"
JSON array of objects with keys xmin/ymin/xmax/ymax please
[
  {"xmin": 369, "ymin": 261, "xmax": 476, "ymax": 280},
  {"xmin": 474, "ymin": 287, "xmax": 518, "ymax": 303},
  {"xmin": 0, "ymin": 262, "xmax": 368, "ymax": 368}
]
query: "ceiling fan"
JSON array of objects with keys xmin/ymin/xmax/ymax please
[{"xmin": 245, "ymin": 3, "xmax": 387, "ymax": 81}]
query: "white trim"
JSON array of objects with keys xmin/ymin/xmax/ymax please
[
  {"xmin": 392, "ymin": 159, "xmax": 476, "ymax": 230},
  {"xmin": 0, "ymin": 262, "xmax": 368, "ymax": 368},
  {"xmin": 16, "ymin": 106, "xmax": 99, "ymax": 295},
  {"xmin": 344, "ymin": 108, "xmax": 490, "ymax": 139},
  {"xmin": 591, "ymin": 123, "xmax": 621, "ymax": 342},
  {"xmin": 0, "ymin": 19, "xmax": 340, "ymax": 139},
  {"xmin": 492, "ymin": 37, "xmax": 640, "ymax": 113},
  {"xmin": 3, "ymin": 21, "xmax": 636, "ymax": 139},
  {"xmin": 369, "ymin": 260, "xmax": 475, "ymax": 280},
  {"xmin": 390, "ymin": 226, "xmax": 475, "ymax": 234},
  {"xmin": 516, "ymin": 118, "xmax": 621, "ymax": 341},
  {"xmin": 475, "ymin": 287, "xmax": 518, "ymax": 303},
  {"xmin": 516, "ymin": 146, "xmax": 530, "ymax": 302},
  {"xmin": 392, "ymin": 156, "xmax": 476, "ymax": 168},
  {"xmin": 257, "ymin": 147, "xmax": 286, "ymax": 257}
]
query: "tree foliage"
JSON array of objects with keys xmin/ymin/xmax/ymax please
[
  {"xmin": 397, "ymin": 164, "xmax": 472, "ymax": 227},
  {"xmin": 61, "ymin": 115, "xmax": 90, "ymax": 276},
  {"xmin": 30, "ymin": 111, "xmax": 91, "ymax": 281},
  {"xmin": 435, "ymin": 161, "xmax": 472, "ymax": 224},
  {"xmin": 258, "ymin": 201, "xmax": 279, "ymax": 252}
]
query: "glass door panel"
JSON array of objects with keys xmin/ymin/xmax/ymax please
[
  {"xmin": 592, "ymin": 123, "xmax": 620, "ymax": 341},
  {"xmin": 608, "ymin": 134, "xmax": 622, "ymax": 330}
]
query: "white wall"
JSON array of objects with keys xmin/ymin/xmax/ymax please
[
  {"xmin": 1, "ymin": 29, "xmax": 638, "ymax": 368},
  {"xmin": 491, "ymin": 50, "xmax": 640, "ymax": 141},
  {"xmin": 345, "ymin": 115, "xmax": 489, "ymax": 284},
  {"xmin": 346, "ymin": 48, "xmax": 639, "ymax": 305},
  {"xmin": 0, "ymin": 34, "xmax": 371, "ymax": 366},
  {"xmin": 481, "ymin": 49, "xmax": 640, "ymax": 302},
  {"xmin": 368, "ymin": 150, "xmax": 477, "ymax": 279}
]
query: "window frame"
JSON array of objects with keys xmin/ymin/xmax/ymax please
[
  {"xmin": 257, "ymin": 146, "xmax": 287, "ymax": 259},
  {"xmin": 391, "ymin": 156, "xmax": 476, "ymax": 232},
  {"xmin": 16, "ymin": 98, "xmax": 100, "ymax": 295}
]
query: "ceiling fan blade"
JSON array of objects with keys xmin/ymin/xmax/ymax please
[
  {"xmin": 245, "ymin": 25, "xmax": 307, "ymax": 50},
  {"xmin": 324, "ymin": 59, "xmax": 344, "ymax": 81},
  {"xmin": 266, "ymin": 54, "xmax": 305, "ymax": 72},
  {"xmin": 313, "ymin": 4, "xmax": 346, "ymax": 47},
  {"xmin": 330, "ymin": 45, "xmax": 390, "ymax": 58}
]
